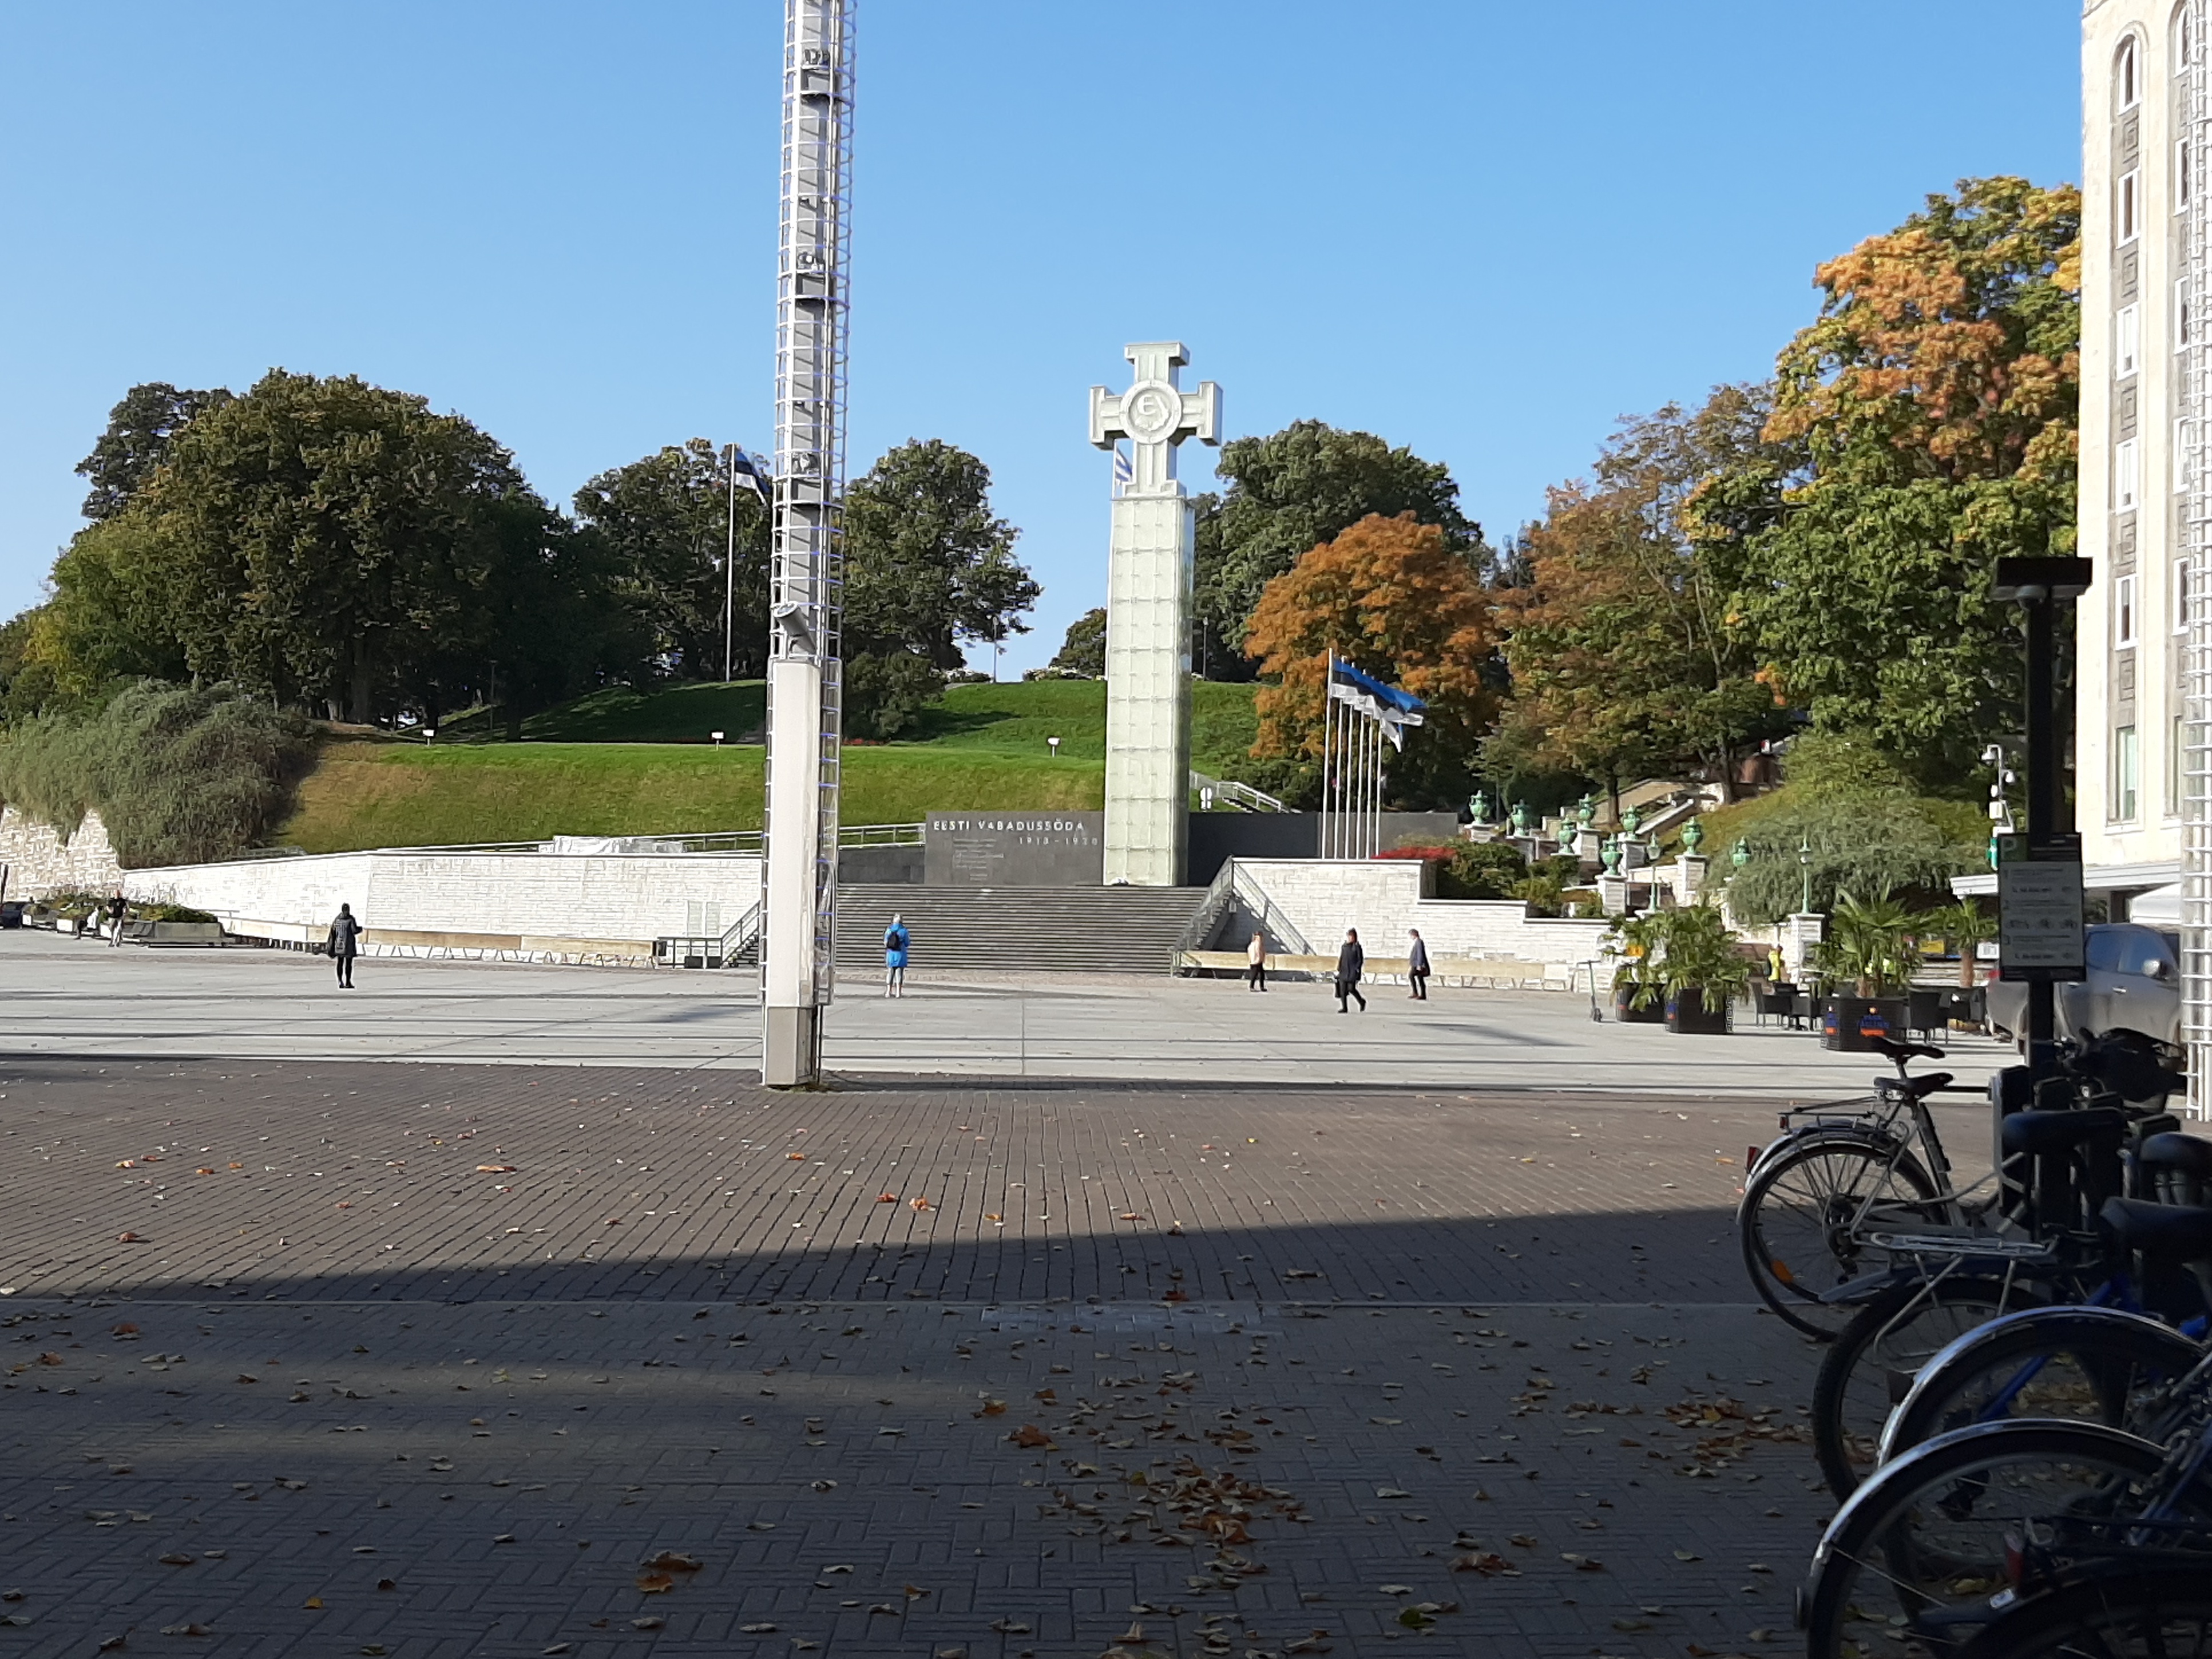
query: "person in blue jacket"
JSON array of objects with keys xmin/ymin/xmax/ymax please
[{"xmin": 883, "ymin": 913, "xmax": 910, "ymax": 998}]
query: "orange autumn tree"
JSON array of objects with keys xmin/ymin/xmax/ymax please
[{"xmin": 1244, "ymin": 513, "xmax": 1495, "ymax": 806}]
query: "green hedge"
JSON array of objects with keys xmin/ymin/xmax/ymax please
[{"xmin": 0, "ymin": 681, "xmax": 315, "ymax": 867}]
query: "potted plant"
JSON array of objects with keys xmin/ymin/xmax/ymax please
[
  {"xmin": 1604, "ymin": 912, "xmax": 1668, "ymax": 1023},
  {"xmin": 1653, "ymin": 904, "xmax": 1753, "ymax": 1035},
  {"xmin": 1815, "ymin": 892, "xmax": 1919, "ymax": 1050}
]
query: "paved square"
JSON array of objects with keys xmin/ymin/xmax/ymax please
[{"xmin": 0, "ymin": 1055, "xmax": 1937, "ymax": 1657}]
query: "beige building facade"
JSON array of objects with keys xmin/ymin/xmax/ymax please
[{"xmin": 2080, "ymin": 0, "xmax": 2194, "ymax": 906}]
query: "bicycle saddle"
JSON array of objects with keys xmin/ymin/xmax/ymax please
[
  {"xmin": 1868, "ymin": 1037, "xmax": 1945, "ymax": 1063},
  {"xmin": 1877, "ymin": 1070, "xmax": 1956, "ymax": 1099},
  {"xmin": 2100, "ymin": 1194, "xmax": 2212, "ymax": 1264},
  {"xmin": 2000, "ymin": 1106, "xmax": 2131, "ymax": 1158},
  {"xmin": 2138, "ymin": 1133, "xmax": 2212, "ymax": 1181}
]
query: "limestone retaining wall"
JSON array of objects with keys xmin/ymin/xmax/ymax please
[
  {"xmin": 1223, "ymin": 859, "xmax": 1614, "ymax": 990},
  {"xmin": 0, "ymin": 805, "xmax": 126, "ymax": 898},
  {"xmin": 122, "ymin": 848, "xmax": 764, "ymax": 966}
]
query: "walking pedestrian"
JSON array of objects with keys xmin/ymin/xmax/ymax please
[
  {"xmin": 1406, "ymin": 927, "xmax": 1430, "ymax": 1000},
  {"xmin": 1246, "ymin": 929, "xmax": 1268, "ymax": 993},
  {"xmin": 106, "ymin": 891, "xmax": 127, "ymax": 947},
  {"xmin": 883, "ymin": 912, "xmax": 910, "ymax": 998},
  {"xmin": 1334, "ymin": 928, "xmax": 1366, "ymax": 1013},
  {"xmin": 326, "ymin": 903, "xmax": 362, "ymax": 989}
]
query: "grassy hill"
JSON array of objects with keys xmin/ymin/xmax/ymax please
[{"xmin": 277, "ymin": 678, "xmax": 1263, "ymax": 852}]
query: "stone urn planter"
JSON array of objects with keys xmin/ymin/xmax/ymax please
[
  {"xmin": 1665, "ymin": 988, "xmax": 1733, "ymax": 1035},
  {"xmin": 1821, "ymin": 995, "xmax": 1909, "ymax": 1051}
]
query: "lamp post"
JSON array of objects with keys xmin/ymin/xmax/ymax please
[{"xmin": 1799, "ymin": 834, "xmax": 1813, "ymax": 917}]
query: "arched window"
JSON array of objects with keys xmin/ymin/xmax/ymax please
[
  {"xmin": 2177, "ymin": 4, "xmax": 2193, "ymax": 73},
  {"xmin": 2122, "ymin": 33, "xmax": 2142, "ymax": 108}
]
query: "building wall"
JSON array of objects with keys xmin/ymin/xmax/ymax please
[
  {"xmin": 2082, "ymin": 1, "xmax": 2188, "ymax": 870},
  {"xmin": 122, "ymin": 848, "xmax": 764, "ymax": 963},
  {"xmin": 0, "ymin": 806, "xmax": 126, "ymax": 898},
  {"xmin": 1226, "ymin": 859, "xmax": 1613, "ymax": 987}
]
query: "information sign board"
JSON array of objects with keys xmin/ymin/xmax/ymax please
[{"xmin": 1995, "ymin": 831, "xmax": 2086, "ymax": 980}]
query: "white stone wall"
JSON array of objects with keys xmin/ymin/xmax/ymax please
[
  {"xmin": 1228, "ymin": 859, "xmax": 1613, "ymax": 989},
  {"xmin": 0, "ymin": 805, "xmax": 125, "ymax": 898},
  {"xmin": 123, "ymin": 848, "xmax": 764, "ymax": 964}
]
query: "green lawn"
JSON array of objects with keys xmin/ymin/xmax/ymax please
[
  {"xmin": 276, "ymin": 678, "xmax": 1262, "ymax": 852},
  {"xmin": 279, "ymin": 741, "xmax": 1105, "ymax": 851}
]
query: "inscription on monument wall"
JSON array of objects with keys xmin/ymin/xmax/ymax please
[{"xmin": 924, "ymin": 812, "xmax": 1104, "ymax": 887}]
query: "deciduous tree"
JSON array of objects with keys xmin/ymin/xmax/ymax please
[
  {"xmin": 75, "ymin": 382, "xmax": 233, "ymax": 522},
  {"xmin": 842, "ymin": 440, "xmax": 1038, "ymax": 669},
  {"xmin": 1490, "ymin": 384, "xmax": 1796, "ymax": 798},
  {"xmin": 1193, "ymin": 421, "xmax": 1483, "ymax": 680},
  {"xmin": 572, "ymin": 439, "xmax": 769, "ymax": 682},
  {"xmin": 1729, "ymin": 176, "xmax": 2081, "ymax": 779},
  {"xmin": 1049, "ymin": 607, "xmax": 1106, "ymax": 678},
  {"xmin": 1243, "ymin": 513, "xmax": 1496, "ymax": 807}
]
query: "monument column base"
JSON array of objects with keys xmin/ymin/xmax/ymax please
[{"xmin": 763, "ymin": 1005, "xmax": 822, "ymax": 1089}]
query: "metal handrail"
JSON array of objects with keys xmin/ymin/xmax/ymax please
[
  {"xmin": 655, "ymin": 900, "xmax": 764, "ymax": 968},
  {"xmin": 1190, "ymin": 770, "xmax": 1289, "ymax": 813},
  {"xmin": 1170, "ymin": 859, "xmax": 1312, "ymax": 968}
]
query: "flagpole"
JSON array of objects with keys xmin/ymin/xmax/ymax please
[
  {"xmin": 725, "ymin": 444, "xmax": 739, "ymax": 683},
  {"xmin": 1321, "ymin": 652, "xmax": 1334, "ymax": 860}
]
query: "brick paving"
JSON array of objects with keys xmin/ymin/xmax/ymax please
[{"xmin": 0, "ymin": 1059, "xmax": 1851, "ymax": 1657}]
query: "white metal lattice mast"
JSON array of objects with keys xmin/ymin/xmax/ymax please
[
  {"xmin": 2186, "ymin": 0, "xmax": 2212, "ymax": 1117},
  {"xmin": 760, "ymin": 0, "xmax": 853, "ymax": 1088}
]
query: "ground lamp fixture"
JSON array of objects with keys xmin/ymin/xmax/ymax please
[
  {"xmin": 711, "ymin": 730, "xmax": 726, "ymax": 747},
  {"xmin": 422, "ymin": 727, "xmax": 437, "ymax": 745},
  {"xmin": 1048, "ymin": 736, "xmax": 1061, "ymax": 757}
]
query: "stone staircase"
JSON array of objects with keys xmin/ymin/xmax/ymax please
[{"xmin": 833, "ymin": 884, "xmax": 1207, "ymax": 975}]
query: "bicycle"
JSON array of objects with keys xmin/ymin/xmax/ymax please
[
  {"xmin": 1809, "ymin": 1114, "xmax": 2202, "ymax": 1497},
  {"xmin": 1874, "ymin": 1143, "xmax": 2212, "ymax": 1470},
  {"xmin": 1797, "ymin": 1202, "xmax": 2212, "ymax": 1657},
  {"xmin": 1738, "ymin": 1035, "xmax": 1983, "ymax": 1339}
]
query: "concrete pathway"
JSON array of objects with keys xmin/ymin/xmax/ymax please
[
  {"xmin": 0, "ymin": 930, "xmax": 2005, "ymax": 1099},
  {"xmin": 0, "ymin": 1057, "xmax": 1845, "ymax": 1659}
]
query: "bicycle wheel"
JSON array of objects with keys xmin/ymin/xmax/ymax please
[
  {"xmin": 1738, "ymin": 1128, "xmax": 1940, "ymax": 1340},
  {"xmin": 1814, "ymin": 1273, "xmax": 2048, "ymax": 1498},
  {"xmin": 1801, "ymin": 1419, "xmax": 2187, "ymax": 1659},
  {"xmin": 1882, "ymin": 1305, "xmax": 2203, "ymax": 1466},
  {"xmin": 1960, "ymin": 1565, "xmax": 2212, "ymax": 1658}
]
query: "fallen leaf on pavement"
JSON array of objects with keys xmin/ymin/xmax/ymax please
[
  {"xmin": 634, "ymin": 1573, "xmax": 674, "ymax": 1594},
  {"xmin": 877, "ymin": 1193, "xmax": 898, "ymax": 1204},
  {"xmin": 739, "ymin": 1625, "xmax": 777, "ymax": 1634},
  {"xmin": 641, "ymin": 1553, "xmax": 701, "ymax": 1573},
  {"xmin": 910, "ymin": 1197, "xmax": 931, "ymax": 1211},
  {"xmin": 158, "ymin": 1554, "xmax": 193, "ymax": 1567},
  {"xmin": 974, "ymin": 1399, "xmax": 1008, "ymax": 1417},
  {"xmin": 476, "ymin": 1165, "xmax": 517, "ymax": 1174},
  {"xmin": 159, "ymin": 1626, "xmax": 212, "ymax": 1638},
  {"xmin": 1452, "ymin": 1552, "xmax": 1517, "ymax": 1575},
  {"xmin": 1009, "ymin": 1424, "xmax": 1054, "ymax": 1448},
  {"xmin": 116, "ymin": 1233, "xmax": 144, "ymax": 1244},
  {"xmin": 302, "ymin": 1598, "xmax": 322, "ymax": 1610},
  {"xmin": 631, "ymin": 1618, "xmax": 664, "ymax": 1631}
]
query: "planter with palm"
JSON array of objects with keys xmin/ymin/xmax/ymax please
[
  {"xmin": 1604, "ymin": 912, "xmax": 1667, "ymax": 1023},
  {"xmin": 1653, "ymin": 904, "xmax": 1753, "ymax": 1034},
  {"xmin": 1814, "ymin": 892, "xmax": 1920, "ymax": 1049}
]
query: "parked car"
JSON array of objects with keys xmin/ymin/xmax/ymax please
[{"xmin": 1984, "ymin": 921, "xmax": 2181, "ymax": 1052}]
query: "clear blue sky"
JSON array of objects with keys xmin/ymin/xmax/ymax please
[{"xmin": 0, "ymin": 1, "xmax": 2080, "ymax": 676}]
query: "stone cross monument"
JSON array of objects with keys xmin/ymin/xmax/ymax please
[{"xmin": 1089, "ymin": 342, "xmax": 1221, "ymax": 886}]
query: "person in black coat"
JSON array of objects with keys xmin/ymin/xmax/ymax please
[
  {"xmin": 327, "ymin": 903, "xmax": 363, "ymax": 989},
  {"xmin": 1334, "ymin": 928, "xmax": 1366, "ymax": 1013}
]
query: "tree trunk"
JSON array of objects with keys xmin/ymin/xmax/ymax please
[{"xmin": 347, "ymin": 640, "xmax": 373, "ymax": 725}]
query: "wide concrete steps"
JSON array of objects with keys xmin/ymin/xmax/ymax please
[{"xmin": 834, "ymin": 884, "xmax": 1206, "ymax": 975}]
